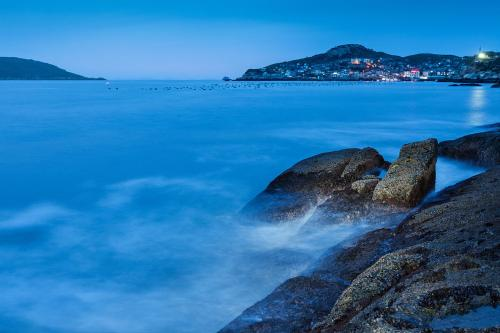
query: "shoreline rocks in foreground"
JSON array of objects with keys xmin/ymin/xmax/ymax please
[
  {"xmin": 315, "ymin": 167, "xmax": 499, "ymax": 332},
  {"xmin": 243, "ymin": 138, "xmax": 438, "ymax": 225},
  {"xmin": 219, "ymin": 228, "xmax": 395, "ymax": 333},
  {"xmin": 372, "ymin": 138, "xmax": 438, "ymax": 207},
  {"xmin": 439, "ymin": 126, "xmax": 500, "ymax": 167},
  {"xmin": 241, "ymin": 148, "xmax": 387, "ymax": 222},
  {"xmin": 220, "ymin": 128, "xmax": 500, "ymax": 333}
]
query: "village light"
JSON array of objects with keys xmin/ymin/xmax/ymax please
[{"xmin": 477, "ymin": 52, "xmax": 489, "ymax": 60}]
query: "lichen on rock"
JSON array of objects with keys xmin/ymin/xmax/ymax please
[{"xmin": 372, "ymin": 138, "xmax": 438, "ymax": 207}]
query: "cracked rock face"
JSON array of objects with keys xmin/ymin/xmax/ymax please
[
  {"xmin": 438, "ymin": 127, "xmax": 500, "ymax": 167},
  {"xmin": 242, "ymin": 148, "xmax": 386, "ymax": 222},
  {"xmin": 373, "ymin": 138, "xmax": 438, "ymax": 207},
  {"xmin": 315, "ymin": 167, "xmax": 500, "ymax": 333}
]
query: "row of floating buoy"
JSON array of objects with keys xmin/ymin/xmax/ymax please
[{"xmin": 104, "ymin": 80, "xmax": 393, "ymax": 92}]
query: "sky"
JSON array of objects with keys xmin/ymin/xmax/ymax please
[{"xmin": 2, "ymin": 0, "xmax": 500, "ymax": 79}]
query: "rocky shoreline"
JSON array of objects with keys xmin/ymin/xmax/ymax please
[{"xmin": 220, "ymin": 126, "xmax": 500, "ymax": 333}]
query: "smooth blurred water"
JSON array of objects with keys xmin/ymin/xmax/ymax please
[{"xmin": 0, "ymin": 80, "xmax": 497, "ymax": 333}]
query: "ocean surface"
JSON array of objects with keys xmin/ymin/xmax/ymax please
[{"xmin": 0, "ymin": 80, "xmax": 498, "ymax": 333}]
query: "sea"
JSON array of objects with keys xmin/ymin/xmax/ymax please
[{"xmin": 0, "ymin": 80, "xmax": 497, "ymax": 333}]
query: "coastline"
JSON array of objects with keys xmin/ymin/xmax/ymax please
[
  {"xmin": 234, "ymin": 78, "xmax": 500, "ymax": 84},
  {"xmin": 220, "ymin": 125, "xmax": 500, "ymax": 333}
]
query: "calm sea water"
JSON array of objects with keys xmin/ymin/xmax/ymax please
[{"xmin": 0, "ymin": 80, "xmax": 497, "ymax": 333}]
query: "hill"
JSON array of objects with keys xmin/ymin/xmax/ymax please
[
  {"xmin": 237, "ymin": 44, "xmax": 499, "ymax": 82},
  {"xmin": 0, "ymin": 57, "xmax": 103, "ymax": 80}
]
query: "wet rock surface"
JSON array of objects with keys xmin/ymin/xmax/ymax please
[
  {"xmin": 219, "ymin": 229, "xmax": 394, "ymax": 333},
  {"xmin": 304, "ymin": 191, "xmax": 404, "ymax": 227},
  {"xmin": 315, "ymin": 167, "xmax": 500, "ymax": 332},
  {"xmin": 242, "ymin": 148, "xmax": 386, "ymax": 222},
  {"xmin": 223, "ymin": 135, "xmax": 499, "ymax": 333},
  {"xmin": 439, "ymin": 128, "xmax": 500, "ymax": 167},
  {"xmin": 373, "ymin": 138, "xmax": 438, "ymax": 207}
]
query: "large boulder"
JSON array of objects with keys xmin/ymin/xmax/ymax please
[
  {"xmin": 372, "ymin": 138, "xmax": 438, "ymax": 207},
  {"xmin": 438, "ymin": 127, "xmax": 500, "ymax": 167},
  {"xmin": 242, "ymin": 148, "xmax": 386, "ymax": 222},
  {"xmin": 315, "ymin": 167, "xmax": 500, "ymax": 332}
]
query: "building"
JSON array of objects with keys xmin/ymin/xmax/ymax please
[{"xmin": 403, "ymin": 69, "xmax": 421, "ymax": 79}]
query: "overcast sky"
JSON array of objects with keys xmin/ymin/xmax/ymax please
[{"xmin": 2, "ymin": 0, "xmax": 500, "ymax": 79}]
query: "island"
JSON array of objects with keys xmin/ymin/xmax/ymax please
[
  {"xmin": 0, "ymin": 57, "xmax": 104, "ymax": 80},
  {"xmin": 237, "ymin": 44, "xmax": 500, "ymax": 83}
]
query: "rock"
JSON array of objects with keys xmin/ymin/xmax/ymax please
[
  {"xmin": 303, "ymin": 192, "xmax": 405, "ymax": 227},
  {"xmin": 316, "ymin": 247, "xmax": 428, "ymax": 332},
  {"xmin": 218, "ymin": 229, "xmax": 394, "ymax": 333},
  {"xmin": 439, "ymin": 129, "xmax": 500, "ymax": 167},
  {"xmin": 224, "ymin": 148, "xmax": 499, "ymax": 333},
  {"xmin": 351, "ymin": 178, "xmax": 379, "ymax": 195},
  {"xmin": 315, "ymin": 167, "xmax": 500, "ymax": 332},
  {"xmin": 492, "ymin": 83, "xmax": 500, "ymax": 88},
  {"xmin": 372, "ymin": 138, "xmax": 438, "ymax": 207},
  {"xmin": 242, "ymin": 148, "xmax": 386, "ymax": 222},
  {"xmin": 340, "ymin": 148, "xmax": 385, "ymax": 180},
  {"xmin": 450, "ymin": 83, "xmax": 482, "ymax": 87}
]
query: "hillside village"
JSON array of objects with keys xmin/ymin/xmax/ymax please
[{"xmin": 238, "ymin": 44, "xmax": 500, "ymax": 82}]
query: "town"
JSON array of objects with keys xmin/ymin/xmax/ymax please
[{"xmin": 238, "ymin": 44, "xmax": 500, "ymax": 82}]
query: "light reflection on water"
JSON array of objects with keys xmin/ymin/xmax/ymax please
[
  {"xmin": 0, "ymin": 81, "xmax": 498, "ymax": 333},
  {"xmin": 468, "ymin": 87, "xmax": 486, "ymax": 126}
]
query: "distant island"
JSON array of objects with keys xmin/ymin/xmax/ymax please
[
  {"xmin": 237, "ymin": 44, "xmax": 500, "ymax": 82},
  {"xmin": 0, "ymin": 57, "xmax": 104, "ymax": 80}
]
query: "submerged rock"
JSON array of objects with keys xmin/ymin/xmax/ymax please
[
  {"xmin": 242, "ymin": 148, "xmax": 386, "ymax": 222},
  {"xmin": 372, "ymin": 138, "xmax": 438, "ymax": 207},
  {"xmin": 449, "ymin": 83, "xmax": 482, "ymax": 87},
  {"xmin": 315, "ymin": 167, "xmax": 500, "ymax": 332},
  {"xmin": 439, "ymin": 128, "xmax": 500, "ymax": 167}
]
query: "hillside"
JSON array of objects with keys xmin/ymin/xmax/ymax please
[
  {"xmin": 0, "ymin": 57, "xmax": 103, "ymax": 80},
  {"xmin": 237, "ymin": 44, "xmax": 499, "ymax": 82}
]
